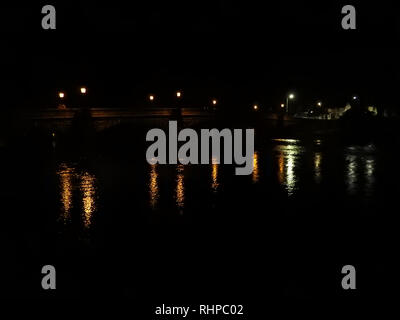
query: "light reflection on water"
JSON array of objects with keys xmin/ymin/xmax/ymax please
[
  {"xmin": 273, "ymin": 138, "xmax": 299, "ymax": 144},
  {"xmin": 56, "ymin": 163, "xmax": 98, "ymax": 228},
  {"xmin": 252, "ymin": 152, "xmax": 259, "ymax": 183},
  {"xmin": 58, "ymin": 140, "xmax": 379, "ymax": 220},
  {"xmin": 272, "ymin": 140, "xmax": 377, "ymax": 197},
  {"xmin": 365, "ymin": 158, "xmax": 375, "ymax": 195},
  {"xmin": 314, "ymin": 152, "xmax": 322, "ymax": 184},
  {"xmin": 81, "ymin": 172, "xmax": 97, "ymax": 228},
  {"xmin": 345, "ymin": 145, "xmax": 376, "ymax": 196},
  {"xmin": 148, "ymin": 164, "xmax": 159, "ymax": 209},
  {"xmin": 211, "ymin": 162, "xmax": 219, "ymax": 193},
  {"xmin": 175, "ymin": 164, "xmax": 185, "ymax": 212},
  {"xmin": 346, "ymin": 154, "xmax": 358, "ymax": 194},
  {"xmin": 273, "ymin": 139, "xmax": 304, "ymax": 196},
  {"xmin": 58, "ymin": 164, "xmax": 74, "ymax": 224}
]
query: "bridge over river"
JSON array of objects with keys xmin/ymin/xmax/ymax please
[
  {"xmin": 25, "ymin": 107, "xmax": 210, "ymax": 120},
  {"xmin": 21, "ymin": 107, "xmax": 214, "ymax": 132}
]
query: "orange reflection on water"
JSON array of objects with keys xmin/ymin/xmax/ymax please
[
  {"xmin": 149, "ymin": 164, "xmax": 159, "ymax": 209},
  {"xmin": 278, "ymin": 152, "xmax": 284, "ymax": 184},
  {"xmin": 252, "ymin": 152, "xmax": 259, "ymax": 183},
  {"xmin": 211, "ymin": 163, "xmax": 219, "ymax": 192},
  {"xmin": 57, "ymin": 164, "xmax": 74, "ymax": 224},
  {"xmin": 80, "ymin": 172, "xmax": 97, "ymax": 228},
  {"xmin": 175, "ymin": 164, "xmax": 185, "ymax": 212}
]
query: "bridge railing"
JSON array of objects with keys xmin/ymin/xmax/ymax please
[{"xmin": 22, "ymin": 107, "xmax": 211, "ymax": 120}]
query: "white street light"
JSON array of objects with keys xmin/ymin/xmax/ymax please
[{"xmin": 286, "ymin": 93, "xmax": 295, "ymax": 113}]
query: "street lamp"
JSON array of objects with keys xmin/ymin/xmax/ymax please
[
  {"xmin": 212, "ymin": 99, "xmax": 217, "ymax": 106},
  {"xmin": 317, "ymin": 101, "xmax": 322, "ymax": 107},
  {"xmin": 57, "ymin": 92, "xmax": 66, "ymax": 109},
  {"xmin": 280, "ymin": 103, "xmax": 285, "ymax": 108},
  {"xmin": 149, "ymin": 95, "xmax": 154, "ymax": 101},
  {"xmin": 253, "ymin": 105, "xmax": 258, "ymax": 111},
  {"xmin": 176, "ymin": 91, "xmax": 181, "ymax": 98},
  {"xmin": 80, "ymin": 87, "xmax": 87, "ymax": 94},
  {"xmin": 286, "ymin": 93, "xmax": 295, "ymax": 113}
]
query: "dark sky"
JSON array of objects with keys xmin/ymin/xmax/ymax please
[{"xmin": 1, "ymin": 1, "xmax": 399, "ymax": 110}]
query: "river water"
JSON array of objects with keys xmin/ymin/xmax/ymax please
[
  {"xmin": 53, "ymin": 138, "xmax": 383, "ymax": 231},
  {"xmin": 1, "ymin": 123, "xmax": 397, "ymax": 300}
]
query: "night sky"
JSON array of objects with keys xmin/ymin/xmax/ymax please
[{"xmin": 1, "ymin": 1, "xmax": 399, "ymax": 110}]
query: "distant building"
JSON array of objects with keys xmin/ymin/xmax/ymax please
[
  {"xmin": 367, "ymin": 106, "xmax": 378, "ymax": 116},
  {"xmin": 326, "ymin": 104, "xmax": 352, "ymax": 119},
  {"xmin": 293, "ymin": 103, "xmax": 383, "ymax": 120}
]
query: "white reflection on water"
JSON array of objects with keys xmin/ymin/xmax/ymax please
[
  {"xmin": 314, "ymin": 139, "xmax": 322, "ymax": 146},
  {"xmin": 346, "ymin": 154, "xmax": 358, "ymax": 194},
  {"xmin": 273, "ymin": 139, "xmax": 304, "ymax": 196},
  {"xmin": 56, "ymin": 163, "xmax": 97, "ymax": 228},
  {"xmin": 273, "ymin": 138, "xmax": 299, "ymax": 144},
  {"xmin": 365, "ymin": 158, "xmax": 375, "ymax": 195},
  {"xmin": 175, "ymin": 164, "xmax": 185, "ymax": 212},
  {"xmin": 148, "ymin": 164, "xmax": 159, "ymax": 209},
  {"xmin": 314, "ymin": 152, "xmax": 322, "ymax": 183},
  {"xmin": 345, "ymin": 145, "xmax": 376, "ymax": 196},
  {"xmin": 252, "ymin": 152, "xmax": 259, "ymax": 183}
]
